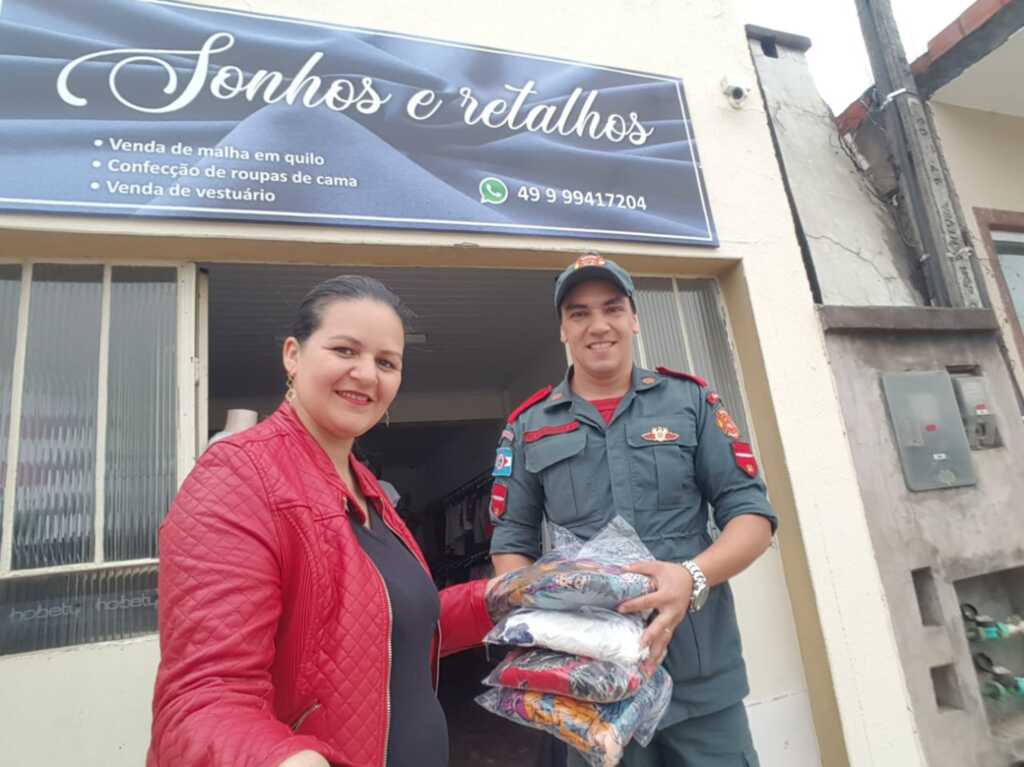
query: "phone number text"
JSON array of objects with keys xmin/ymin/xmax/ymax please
[{"xmin": 517, "ymin": 186, "xmax": 647, "ymax": 210}]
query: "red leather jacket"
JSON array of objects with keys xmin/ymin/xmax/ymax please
[{"xmin": 148, "ymin": 403, "xmax": 494, "ymax": 767}]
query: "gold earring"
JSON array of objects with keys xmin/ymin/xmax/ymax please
[
  {"xmin": 385, "ymin": 410, "xmax": 391, "ymax": 427},
  {"xmin": 285, "ymin": 373, "xmax": 296, "ymax": 403}
]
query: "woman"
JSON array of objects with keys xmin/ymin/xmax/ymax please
[{"xmin": 148, "ymin": 276, "xmax": 495, "ymax": 767}]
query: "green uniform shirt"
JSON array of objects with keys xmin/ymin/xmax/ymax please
[{"xmin": 489, "ymin": 366, "xmax": 777, "ymax": 726}]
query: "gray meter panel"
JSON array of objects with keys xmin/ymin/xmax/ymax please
[{"xmin": 881, "ymin": 371, "xmax": 976, "ymax": 492}]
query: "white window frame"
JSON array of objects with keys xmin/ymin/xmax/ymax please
[
  {"xmin": 0, "ymin": 258, "xmax": 197, "ymax": 580},
  {"xmin": 993, "ymin": 232, "xmax": 1024, "ymax": 245}
]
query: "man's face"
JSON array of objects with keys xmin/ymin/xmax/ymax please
[{"xmin": 559, "ymin": 279, "xmax": 639, "ymax": 379}]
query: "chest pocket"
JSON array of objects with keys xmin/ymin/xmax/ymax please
[
  {"xmin": 524, "ymin": 429, "xmax": 587, "ymax": 526},
  {"xmin": 625, "ymin": 416, "xmax": 696, "ymax": 513}
]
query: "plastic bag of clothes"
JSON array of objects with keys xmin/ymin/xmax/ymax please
[
  {"xmin": 485, "ymin": 607, "xmax": 648, "ymax": 666},
  {"xmin": 476, "ymin": 667, "xmax": 672, "ymax": 767},
  {"xmin": 486, "ymin": 517, "xmax": 655, "ymax": 619},
  {"xmin": 484, "ymin": 648, "xmax": 646, "ymax": 703}
]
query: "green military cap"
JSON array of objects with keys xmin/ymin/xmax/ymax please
[{"xmin": 553, "ymin": 254, "xmax": 636, "ymax": 311}]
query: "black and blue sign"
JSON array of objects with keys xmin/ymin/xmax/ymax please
[{"xmin": 0, "ymin": 0, "xmax": 718, "ymax": 245}]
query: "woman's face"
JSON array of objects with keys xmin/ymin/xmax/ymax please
[{"xmin": 283, "ymin": 297, "xmax": 404, "ymax": 442}]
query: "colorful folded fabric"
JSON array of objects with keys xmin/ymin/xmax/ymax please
[
  {"xmin": 476, "ymin": 667, "xmax": 672, "ymax": 767},
  {"xmin": 484, "ymin": 648, "xmax": 646, "ymax": 703},
  {"xmin": 486, "ymin": 557, "xmax": 654, "ymax": 619}
]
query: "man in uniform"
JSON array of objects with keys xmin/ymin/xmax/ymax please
[{"xmin": 489, "ymin": 255, "xmax": 776, "ymax": 767}]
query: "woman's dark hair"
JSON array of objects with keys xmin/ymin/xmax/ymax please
[{"xmin": 291, "ymin": 275, "xmax": 414, "ymax": 342}]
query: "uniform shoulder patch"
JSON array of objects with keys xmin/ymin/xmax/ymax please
[
  {"xmin": 656, "ymin": 366, "xmax": 708, "ymax": 388},
  {"xmin": 506, "ymin": 385, "xmax": 554, "ymax": 424},
  {"xmin": 731, "ymin": 441, "xmax": 759, "ymax": 477}
]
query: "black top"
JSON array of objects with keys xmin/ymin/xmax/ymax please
[{"xmin": 349, "ymin": 507, "xmax": 446, "ymax": 767}]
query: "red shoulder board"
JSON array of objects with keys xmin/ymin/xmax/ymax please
[
  {"xmin": 507, "ymin": 385, "xmax": 554, "ymax": 424},
  {"xmin": 656, "ymin": 367, "xmax": 708, "ymax": 388}
]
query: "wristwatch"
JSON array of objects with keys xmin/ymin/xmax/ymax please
[{"xmin": 680, "ymin": 560, "xmax": 709, "ymax": 612}]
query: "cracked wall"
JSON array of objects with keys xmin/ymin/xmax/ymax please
[{"xmin": 750, "ymin": 41, "xmax": 928, "ymax": 308}]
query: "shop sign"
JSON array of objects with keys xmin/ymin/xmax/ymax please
[{"xmin": 0, "ymin": 0, "xmax": 718, "ymax": 245}]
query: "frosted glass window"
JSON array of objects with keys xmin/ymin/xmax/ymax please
[
  {"xmin": 995, "ymin": 239, "xmax": 1024, "ymax": 336},
  {"xmin": 634, "ymin": 278, "xmax": 749, "ymax": 436},
  {"xmin": 0, "ymin": 565, "xmax": 157, "ymax": 654},
  {"xmin": 634, "ymin": 277, "xmax": 691, "ymax": 372},
  {"xmin": 0, "ymin": 265, "xmax": 22, "ymax": 556},
  {"xmin": 104, "ymin": 268, "xmax": 178, "ymax": 561},
  {"xmin": 13, "ymin": 265, "xmax": 102, "ymax": 570},
  {"xmin": 675, "ymin": 280, "xmax": 750, "ymax": 438}
]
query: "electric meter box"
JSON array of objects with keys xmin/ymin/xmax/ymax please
[
  {"xmin": 881, "ymin": 371, "xmax": 977, "ymax": 492},
  {"xmin": 951, "ymin": 375, "xmax": 1002, "ymax": 450}
]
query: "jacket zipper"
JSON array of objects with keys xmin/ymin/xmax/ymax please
[
  {"xmin": 433, "ymin": 622, "xmax": 443, "ymax": 691},
  {"xmin": 290, "ymin": 701, "xmax": 320, "ymax": 732},
  {"xmin": 367, "ymin": 558, "xmax": 394, "ymax": 767}
]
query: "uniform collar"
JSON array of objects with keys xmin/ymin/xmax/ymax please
[
  {"xmin": 542, "ymin": 376, "xmax": 574, "ymax": 411},
  {"xmin": 633, "ymin": 367, "xmax": 664, "ymax": 392},
  {"xmin": 541, "ymin": 366, "xmax": 663, "ymax": 419}
]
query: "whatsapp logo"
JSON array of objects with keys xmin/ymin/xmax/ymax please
[{"xmin": 479, "ymin": 176, "xmax": 509, "ymax": 205}]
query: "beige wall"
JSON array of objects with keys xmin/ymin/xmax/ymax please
[
  {"xmin": 0, "ymin": 1, "xmax": 932, "ymax": 765},
  {"xmin": 931, "ymin": 101, "xmax": 1024, "ymax": 386},
  {"xmin": 0, "ymin": 637, "xmax": 159, "ymax": 765}
]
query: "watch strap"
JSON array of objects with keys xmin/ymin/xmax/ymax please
[{"xmin": 680, "ymin": 560, "xmax": 708, "ymax": 612}]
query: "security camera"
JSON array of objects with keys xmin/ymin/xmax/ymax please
[{"xmin": 721, "ymin": 76, "xmax": 751, "ymax": 109}]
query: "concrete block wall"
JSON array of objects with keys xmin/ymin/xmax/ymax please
[{"xmin": 824, "ymin": 327, "xmax": 1024, "ymax": 767}]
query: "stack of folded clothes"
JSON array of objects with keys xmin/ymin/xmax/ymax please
[{"xmin": 478, "ymin": 519, "xmax": 673, "ymax": 767}]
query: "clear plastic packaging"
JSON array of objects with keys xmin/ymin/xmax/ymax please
[
  {"xmin": 486, "ymin": 517, "xmax": 655, "ymax": 619},
  {"xmin": 484, "ymin": 648, "xmax": 646, "ymax": 703},
  {"xmin": 485, "ymin": 607, "xmax": 648, "ymax": 666},
  {"xmin": 476, "ymin": 667, "xmax": 673, "ymax": 767}
]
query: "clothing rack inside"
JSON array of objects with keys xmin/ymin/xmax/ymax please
[
  {"xmin": 431, "ymin": 467, "xmax": 496, "ymax": 587},
  {"xmin": 439, "ymin": 468, "xmax": 493, "ymax": 508}
]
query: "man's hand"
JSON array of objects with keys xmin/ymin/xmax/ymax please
[{"xmin": 617, "ymin": 560, "xmax": 693, "ymax": 677}]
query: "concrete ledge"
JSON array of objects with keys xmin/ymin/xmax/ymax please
[
  {"xmin": 745, "ymin": 25, "xmax": 812, "ymax": 53},
  {"xmin": 818, "ymin": 305, "xmax": 1000, "ymax": 333}
]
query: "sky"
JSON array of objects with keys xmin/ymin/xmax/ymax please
[{"xmin": 739, "ymin": 0, "xmax": 972, "ymax": 113}]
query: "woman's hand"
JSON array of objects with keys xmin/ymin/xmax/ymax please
[{"xmin": 277, "ymin": 750, "xmax": 330, "ymax": 767}]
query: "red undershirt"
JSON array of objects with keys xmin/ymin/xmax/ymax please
[{"xmin": 589, "ymin": 396, "xmax": 623, "ymax": 425}]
